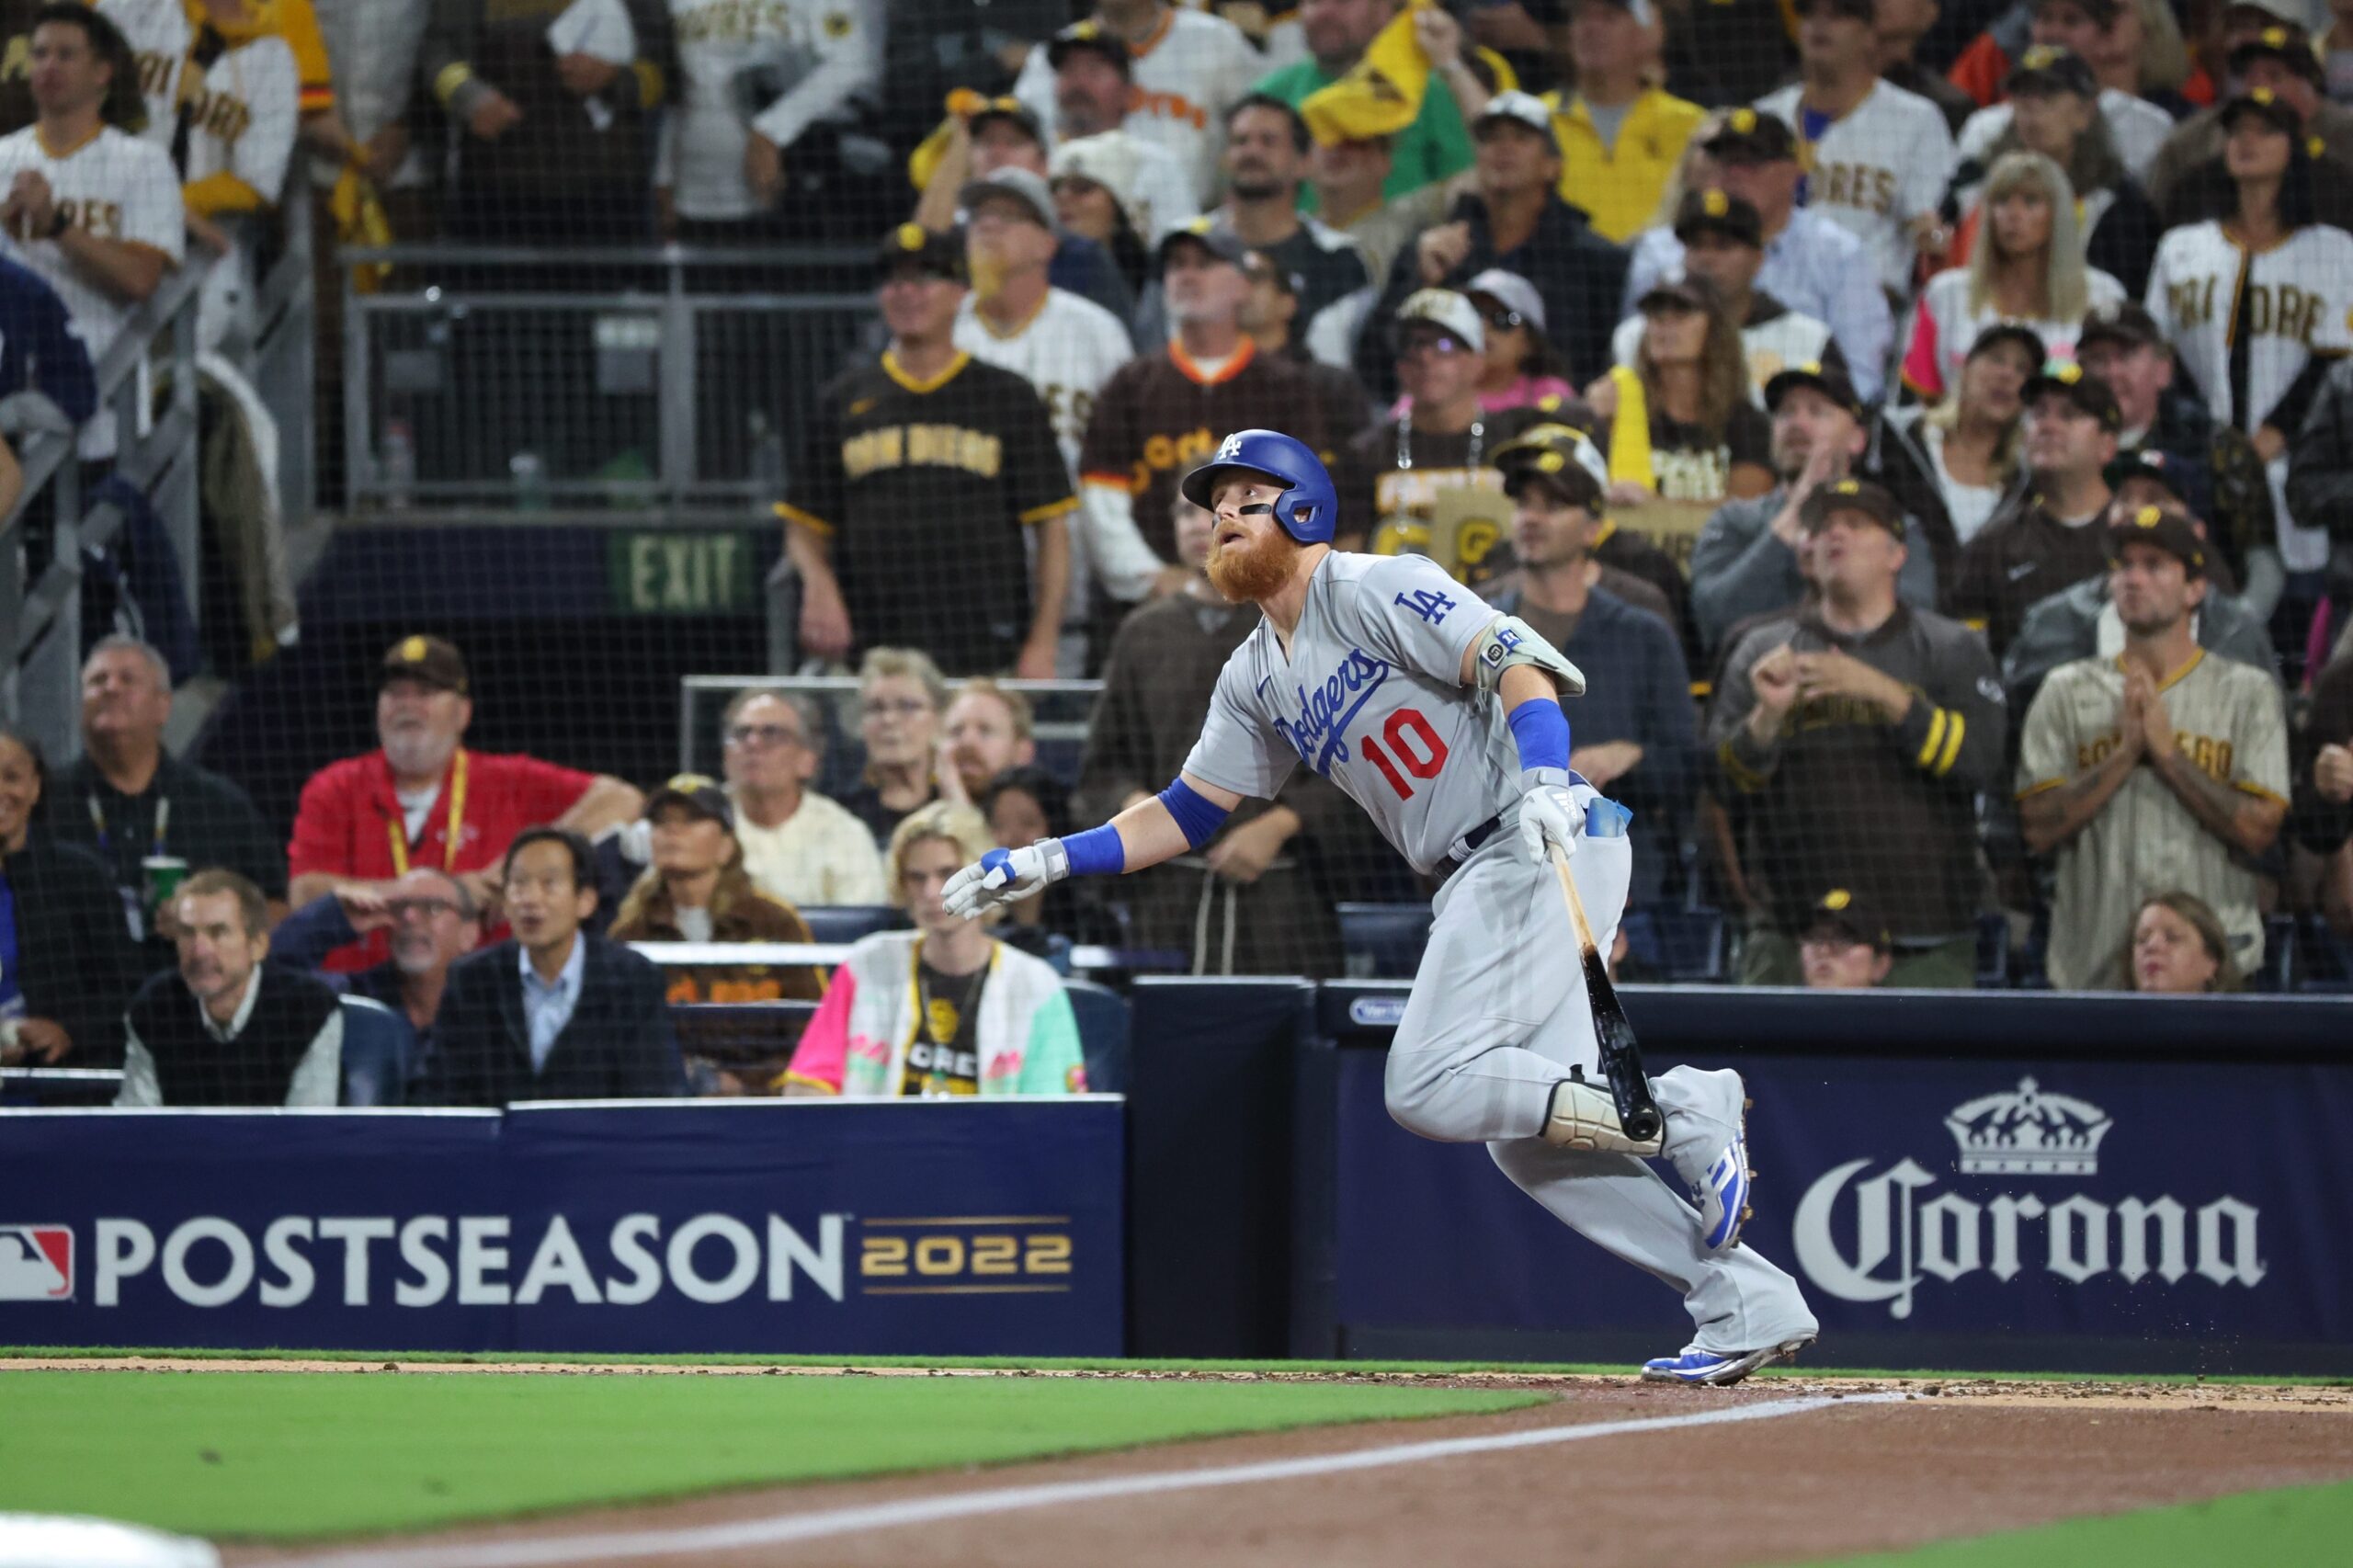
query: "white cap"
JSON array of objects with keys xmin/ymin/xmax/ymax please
[
  {"xmin": 1393, "ymin": 289, "xmax": 1484, "ymax": 353},
  {"xmin": 1474, "ymin": 90, "xmax": 1560, "ymax": 154},
  {"xmin": 1463, "ymin": 268, "xmax": 1546, "ymax": 333},
  {"xmin": 1049, "ymin": 131, "xmax": 1152, "ymax": 239}
]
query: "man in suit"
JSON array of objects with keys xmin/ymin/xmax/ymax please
[{"xmin": 415, "ymin": 827, "xmax": 684, "ymax": 1107}]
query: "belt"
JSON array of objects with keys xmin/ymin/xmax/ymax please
[{"xmin": 1445, "ymin": 812, "xmax": 1506, "ymax": 873}]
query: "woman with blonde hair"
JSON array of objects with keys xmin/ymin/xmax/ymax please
[
  {"xmin": 1586, "ymin": 273, "xmax": 1771, "ymax": 507},
  {"xmin": 1901, "ymin": 151, "xmax": 2124, "ymax": 403},
  {"xmin": 782, "ymin": 802, "xmax": 1085, "ymax": 1097}
]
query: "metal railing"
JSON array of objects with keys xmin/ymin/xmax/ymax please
[{"xmin": 338, "ymin": 244, "xmax": 877, "ymax": 517}]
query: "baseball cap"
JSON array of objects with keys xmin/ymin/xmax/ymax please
[
  {"xmin": 1965, "ymin": 321, "xmax": 2048, "ymax": 366},
  {"xmin": 1463, "ymin": 267, "xmax": 1546, "ymax": 333},
  {"xmin": 2024, "ymin": 359, "xmax": 2122, "ymax": 430},
  {"xmin": 1636, "ymin": 273, "xmax": 1719, "ymax": 316},
  {"xmin": 2228, "ymin": 26, "xmax": 2323, "ymax": 85},
  {"xmin": 2075, "ymin": 301, "xmax": 2163, "ymax": 355},
  {"xmin": 1764, "ymin": 358, "xmax": 1863, "ymax": 420},
  {"xmin": 2106, "ymin": 504, "xmax": 2207, "ymax": 577},
  {"xmin": 1799, "ymin": 478, "xmax": 1904, "ymax": 538},
  {"xmin": 381, "ymin": 634, "xmax": 467, "ymax": 694},
  {"xmin": 1392, "ymin": 288, "xmax": 1485, "ymax": 353},
  {"xmin": 2006, "ymin": 44, "xmax": 2098, "ymax": 99},
  {"xmin": 1155, "ymin": 215, "xmax": 1249, "ymax": 273},
  {"xmin": 964, "ymin": 95, "xmax": 1045, "ymax": 144},
  {"xmin": 877, "ymin": 222, "xmax": 968, "ymax": 283},
  {"xmin": 2103, "ymin": 448, "xmax": 2193, "ymax": 505},
  {"xmin": 645, "ymin": 773, "xmax": 735, "ymax": 833},
  {"xmin": 1804, "ymin": 887, "xmax": 1892, "ymax": 951},
  {"xmin": 959, "ymin": 166, "xmax": 1058, "ymax": 232},
  {"xmin": 1046, "ymin": 18, "xmax": 1130, "ymax": 77},
  {"xmin": 1674, "ymin": 187, "xmax": 1764, "ymax": 249},
  {"xmin": 1495, "ymin": 423, "xmax": 1608, "ymax": 509},
  {"xmin": 1701, "ymin": 107, "xmax": 1797, "ymax": 165},
  {"xmin": 1473, "ymin": 90, "xmax": 1561, "ymax": 154},
  {"xmin": 2219, "ymin": 87, "xmax": 2304, "ymax": 140}
]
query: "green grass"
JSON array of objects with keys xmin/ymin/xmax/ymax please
[
  {"xmin": 0, "ymin": 1369, "xmax": 1546, "ymax": 1540},
  {"xmin": 5, "ymin": 1346, "xmax": 2346, "ymax": 1387},
  {"xmin": 1805, "ymin": 1478, "xmax": 2353, "ymax": 1566}
]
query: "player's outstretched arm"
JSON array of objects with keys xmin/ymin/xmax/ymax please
[{"xmin": 942, "ymin": 773, "xmax": 1245, "ymax": 918}]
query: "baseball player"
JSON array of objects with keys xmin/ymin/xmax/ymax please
[{"xmin": 944, "ymin": 429, "xmax": 1821, "ymax": 1384}]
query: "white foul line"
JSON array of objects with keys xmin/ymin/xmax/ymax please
[{"xmin": 274, "ymin": 1391, "xmax": 1901, "ymax": 1568}]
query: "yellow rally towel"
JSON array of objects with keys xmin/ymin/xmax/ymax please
[
  {"xmin": 908, "ymin": 88, "xmax": 990, "ymax": 190},
  {"xmin": 1302, "ymin": 0, "xmax": 1434, "ymax": 146},
  {"xmin": 1604, "ymin": 365, "xmax": 1655, "ymax": 491},
  {"xmin": 331, "ymin": 165, "xmax": 393, "ymax": 294}
]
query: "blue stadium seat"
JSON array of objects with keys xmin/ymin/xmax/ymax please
[
  {"xmin": 1336, "ymin": 903, "xmax": 1431, "ymax": 979},
  {"xmin": 1620, "ymin": 906, "xmax": 1727, "ymax": 983},
  {"xmin": 1063, "ymin": 979, "xmax": 1129, "ymax": 1095},
  {"xmin": 1975, "ymin": 912, "xmax": 2012, "ymax": 990},
  {"xmin": 338, "ymin": 995, "xmax": 415, "ymax": 1107},
  {"xmin": 799, "ymin": 905, "xmax": 907, "ymax": 944},
  {"xmin": 2253, "ymin": 914, "xmax": 2299, "ymax": 993}
]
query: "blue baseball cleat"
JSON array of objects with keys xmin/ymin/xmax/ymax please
[{"xmin": 1641, "ymin": 1338, "xmax": 1813, "ymax": 1387}]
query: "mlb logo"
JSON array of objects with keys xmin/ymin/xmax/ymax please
[{"xmin": 0, "ymin": 1224, "xmax": 73, "ymax": 1301}]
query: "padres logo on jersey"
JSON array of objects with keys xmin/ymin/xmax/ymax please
[
  {"xmin": 57, "ymin": 199, "xmax": 125, "ymax": 240},
  {"xmin": 2164, "ymin": 273, "xmax": 2329, "ymax": 347},
  {"xmin": 1128, "ymin": 426, "xmax": 1220, "ymax": 493},
  {"xmin": 1807, "ymin": 160, "xmax": 1899, "ymax": 216},
  {"xmin": 842, "ymin": 424, "xmax": 1005, "ymax": 481}
]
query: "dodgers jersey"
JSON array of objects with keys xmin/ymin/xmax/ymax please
[{"xmin": 1181, "ymin": 551, "xmax": 1537, "ymax": 876}]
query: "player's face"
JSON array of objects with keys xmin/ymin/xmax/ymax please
[
  {"xmin": 1680, "ymin": 232, "xmax": 1763, "ymax": 297},
  {"xmin": 81, "ymin": 646, "xmax": 171, "ymax": 749},
  {"xmin": 2009, "ymin": 90, "xmax": 2097, "ymax": 160},
  {"xmin": 1509, "ymin": 484, "xmax": 1593, "ymax": 568},
  {"xmin": 2028, "ymin": 1, "xmax": 2103, "ymax": 57},
  {"xmin": 1224, "ymin": 106, "xmax": 1303, "ymax": 200},
  {"xmin": 970, "ymin": 122, "xmax": 1047, "ymax": 178},
  {"xmin": 1987, "ymin": 186, "xmax": 2055, "ymax": 258},
  {"xmin": 900, "ymin": 835, "xmax": 971, "ymax": 934},
  {"xmin": 1206, "ymin": 478, "xmax": 1302, "ymax": 603},
  {"xmin": 1054, "ymin": 54, "xmax": 1130, "ymax": 138},
  {"xmin": 28, "ymin": 22, "xmax": 107, "ymax": 115},
  {"xmin": 377, "ymin": 677, "xmax": 471, "ymax": 781},
  {"xmin": 1796, "ymin": 7, "xmax": 1876, "ymax": 72},
  {"xmin": 943, "ymin": 692, "xmax": 1034, "ymax": 797},
  {"xmin": 1396, "ymin": 326, "xmax": 1482, "ymax": 407},
  {"xmin": 1173, "ymin": 497, "xmax": 1219, "ymax": 571},
  {"xmin": 1802, "ymin": 930, "xmax": 1892, "ymax": 989},
  {"xmin": 503, "ymin": 839, "xmax": 595, "ymax": 953},
  {"xmin": 2109, "ymin": 540, "xmax": 2200, "ymax": 634},
  {"xmin": 0, "ymin": 735, "xmax": 39, "ymax": 853},
  {"xmin": 649, "ymin": 803, "xmax": 733, "ymax": 879},
  {"xmin": 859, "ymin": 675, "xmax": 939, "ymax": 769},
  {"xmin": 175, "ymin": 891, "xmax": 266, "ymax": 1009},
  {"xmin": 2131, "ymin": 902, "xmax": 2222, "ymax": 993},
  {"xmin": 2024, "ymin": 394, "xmax": 2111, "ymax": 478},
  {"xmin": 2223, "ymin": 116, "xmax": 2293, "ymax": 184},
  {"xmin": 722, "ymin": 695, "xmax": 818, "ymax": 793},
  {"xmin": 1051, "ymin": 176, "xmax": 1120, "ymax": 242},
  {"xmin": 1960, "ymin": 341, "xmax": 2035, "ymax": 421},
  {"xmin": 1569, "ymin": 3, "xmax": 1646, "ymax": 78},
  {"xmin": 1768, "ymin": 387, "xmax": 1863, "ymax": 481},
  {"xmin": 1639, "ymin": 301, "xmax": 1709, "ymax": 366},
  {"xmin": 878, "ymin": 270, "xmax": 965, "ymax": 343},
  {"xmin": 1164, "ymin": 248, "xmax": 1247, "ymax": 325},
  {"xmin": 1472, "ymin": 122, "xmax": 1561, "ymax": 200},
  {"xmin": 2076, "ymin": 340, "xmax": 2171, "ymax": 424}
]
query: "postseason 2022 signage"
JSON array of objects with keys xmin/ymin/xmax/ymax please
[
  {"xmin": 0, "ymin": 1100, "xmax": 1123, "ymax": 1356},
  {"xmin": 1324, "ymin": 1044, "xmax": 2353, "ymax": 1374}
]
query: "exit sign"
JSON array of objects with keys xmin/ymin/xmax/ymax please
[{"xmin": 608, "ymin": 531, "xmax": 755, "ymax": 615}]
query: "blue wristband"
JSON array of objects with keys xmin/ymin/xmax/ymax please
[
  {"xmin": 1061, "ymin": 824, "xmax": 1126, "ymax": 878},
  {"xmin": 1157, "ymin": 778, "xmax": 1233, "ymax": 850},
  {"xmin": 1507, "ymin": 699, "xmax": 1571, "ymax": 774}
]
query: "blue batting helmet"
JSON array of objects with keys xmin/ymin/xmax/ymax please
[{"xmin": 1179, "ymin": 429, "xmax": 1337, "ymax": 544}]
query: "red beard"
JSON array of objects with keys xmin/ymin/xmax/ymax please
[{"xmin": 1206, "ymin": 527, "xmax": 1300, "ymax": 603}]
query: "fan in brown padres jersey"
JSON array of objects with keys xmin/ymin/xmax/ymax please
[{"xmin": 779, "ymin": 224, "xmax": 1075, "ymax": 678}]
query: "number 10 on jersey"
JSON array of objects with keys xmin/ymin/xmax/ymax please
[{"xmin": 1362, "ymin": 708, "xmax": 1449, "ymax": 799}]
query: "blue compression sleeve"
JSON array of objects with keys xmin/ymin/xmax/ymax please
[
  {"xmin": 1157, "ymin": 778, "xmax": 1233, "ymax": 849},
  {"xmin": 1062, "ymin": 824, "xmax": 1126, "ymax": 877},
  {"xmin": 1507, "ymin": 699, "xmax": 1571, "ymax": 775}
]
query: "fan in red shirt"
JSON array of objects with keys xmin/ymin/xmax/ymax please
[{"xmin": 287, "ymin": 637, "xmax": 644, "ymax": 971}]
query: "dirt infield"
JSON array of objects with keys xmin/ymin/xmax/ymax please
[{"xmin": 120, "ymin": 1363, "xmax": 2347, "ymax": 1568}]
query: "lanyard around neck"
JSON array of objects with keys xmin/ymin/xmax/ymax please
[{"xmin": 387, "ymin": 749, "xmax": 468, "ymax": 875}]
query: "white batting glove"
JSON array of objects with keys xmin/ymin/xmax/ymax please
[
  {"xmin": 942, "ymin": 838, "xmax": 1071, "ymax": 919},
  {"xmin": 1517, "ymin": 767, "xmax": 1584, "ymax": 863}
]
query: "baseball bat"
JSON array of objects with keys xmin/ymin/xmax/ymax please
[{"xmin": 1548, "ymin": 845, "xmax": 1663, "ymax": 1144}]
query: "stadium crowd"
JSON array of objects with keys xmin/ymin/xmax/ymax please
[{"xmin": 7, "ymin": 0, "xmax": 2353, "ymax": 1108}]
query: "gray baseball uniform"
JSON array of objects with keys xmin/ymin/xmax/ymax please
[{"xmin": 1182, "ymin": 551, "xmax": 1817, "ymax": 1356}]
